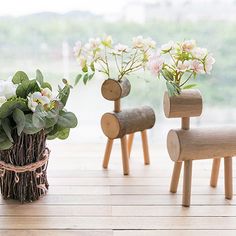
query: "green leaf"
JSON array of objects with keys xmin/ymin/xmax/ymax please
[
  {"xmin": 90, "ymin": 62, "xmax": 95, "ymax": 72},
  {"xmin": 88, "ymin": 73, "xmax": 95, "ymax": 81},
  {"xmin": 82, "ymin": 65, "xmax": 88, "ymax": 73},
  {"xmin": 16, "ymin": 79, "xmax": 41, "ymax": 98},
  {"xmin": 0, "ymin": 131, "xmax": 13, "ymax": 150},
  {"xmin": 32, "ymin": 111, "xmax": 46, "ymax": 129},
  {"xmin": 57, "ymin": 111, "xmax": 78, "ymax": 128},
  {"xmin": 23, "ymin": 114, "xmax": 42, "ymax": 134},
  {"xmin": 36, "ymin": 69, "xmax": 44, "ymax": 85},
  {"xmin": 2, "ymin": 118, "xmax": 13, "ymax": 142},
  {"xmin": 74, "ymin": 74, "xmax": 82, "ymax": 86},
  {"xmin": 166, "ymin": 81, "xmax": 179, "ymax": 97},
  {"xmin": 57, "ymin": 128, "xmax": 70, "ymax": 140},
  {"xmin": 12, "ymin": 108, "xmax": 25, "ymax": 136},
  {"xmin": 83, "ymin": 73, "xmax": 89, "ymax": 85},
  {"xmin": 41, "ymin": 82, "xmax": 52, "ymax": 90},
  {"xmin": 182, "ymin": 84, "xmax": 197, "ymax": 90},
  {"xmin": 58, "ymin": 84, "xmax": 70, "ymax": 107},
  {"xmin": 0, "ymin": 100, "xmax": 28, "ymax": 119},
  {"xmin": 12, "ymin": 71, "xmax": 29, "ymax": 84}
]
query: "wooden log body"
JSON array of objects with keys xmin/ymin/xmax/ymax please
[
  {"xmin": 167, "ymin": 127, "xmax": 236, "ymax": 162},
  {"xmin": 101, "ymin": 78, "xmax": 131, "ymax": 101},
  {"xmin": 101, "ymin": 106, "xmax": 156, "ymax": 139},
  {"xmin": 163, "ymin": 89, "xmax": 202, "ymax": 118}
]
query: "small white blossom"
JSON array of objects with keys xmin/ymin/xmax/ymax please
[
  {"xmin": 181, "ymin": 40, "xmax": 196, "ymax": 52},
  {"xmin": 132, "ymin": 35, "xmax": 145, "ymax": 49},
  {"xmin": 102, "ymin": 35, "xmax": 113, "ymax": 47},
  {"xmin": 88, "ymin": 37, "xmax": 101, "ymax": 50},
  {"xmin": 0, "ymin": 96, "xmax": 7, "ymax": 108},
  {"xmin": 0, "ymin": 80, "xmax": 16, "ymax": 99},
  {"xmin": 192, "ymin": 47, "xmax": 208, "ymax": 59},
  {"xmin": 190, "ymin": 60, "xmax": 205, "ymax": 74},
  {"xmin": 73, "ymin": 41, "xmax": 82, "ymax": 57},
  {"xmin": 161, "ymin": 41, "xmax": 175, "ymax": 52},
  {"xmin": 177, "ymin": 61, "xmax": 191, "ymax": 72},
  {"xmin": 28, "ymin": 92, "xmax": 50, "ymax": 112},
  {"xmin": 145, "ymin": 37, "xmax": 156, "ymax": 49},
  {"xmin": 114, "ymin": 43, "xmax": 129, "ymax": 54},
  {"xmin": 41, "ymin": 88, "xmax": 53, "ymax": 100},
  {"xmin": 205, "ymin": 54, "xmax": 216, "ymax": 74},
  {"xmin": 148, "ymin": 55, "xmax": 164, "ymax": 76}
]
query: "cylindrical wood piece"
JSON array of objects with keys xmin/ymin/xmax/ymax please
[
  {"xmin": 101, "ymin": 78, "xmax": 131, "ymax": 101},
  {"xmin": 127, "ymin": 133, "xmax": 135, "ymax": 157},
  {"xmin": 170, "ymin": 162, "xmax": 182, "ymax": 193},
  {"xmin": 103, "ymin": 139, "xmax": 113, "ymax": 169},
  {"xmin": 163, "ymin": 89, "xmax": 202, "ymax": 118},
  {"xmin": 141, "ymin": 130, "xmax": 150, "ymax": 165},
  {"xmin": 121, "ymin": 136, "xmax": 129, "ymax": 175},
  {"xmin": 182, "ymin": 160, "xmax": 192, "ymax": 207},
  {"xmin": 167, "ymin": 127, "xmax": 236, "ymax": 162},
  {"xmin": 101, "ymin": 106, "xmax": 156, "ymax": 139},
  {"xmin": 224, "ymin": 156, "xmax": 233, "ymax": 200},
  {"xmin": 210, "ymin": 158, "xmax": 221, "ymax": 187}
]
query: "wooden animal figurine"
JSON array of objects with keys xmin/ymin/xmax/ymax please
[
  {"xmin": 101, "ymin": 78, "xmax": 156, "ymax": 175},
  {"xmin": 164, "ymin": 89, "xmax": 236, "ymax": 207}
]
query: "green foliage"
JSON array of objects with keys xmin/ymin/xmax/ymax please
[{"xmin": 0, "ymin": 70, "xmax": 78, "ymax": 150}]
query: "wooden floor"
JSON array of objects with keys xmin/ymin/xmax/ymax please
[{"xmin": 1, "ymin": 141, "xmax": 236, "ymax": 236}]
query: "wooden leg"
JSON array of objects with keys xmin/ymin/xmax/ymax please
[
  {"xmin": 141, "ymin": 130, "xmax": 150, "ymax": 165},
  {"xmin": 170, "ymin": 162, "xmax": 182, "ymax": 193},
  {"xmin": 127, "ymin": 133, "xmax": 135, "ymax": 157},
  {"xmin": 121, "ymin": 136, "xmax": 129, "ymax": 175},
  {"xmin": 103, "ymin": 139, "xmax": 113, "ymax": 169},
  {"xmin": 224, "ymin": 156, "xmax": 233, "ymax": 200},
  {"xmin": 210, "ymin": 158, "xmax": 221, "ymax": 187},
  {"xmin": 182, "ymin": 160, "xmax": 192, "ymax": 207}
]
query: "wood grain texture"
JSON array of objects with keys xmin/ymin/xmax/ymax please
[
  {"xmin": 101, "ymin": 78, "xmax": 131, "ymax": 101},
  {"xmin": 163, "ymin": 89, "xmax": 202, "ymax": 118},
  {"xmin": 101, "ymin": 106, "xmax": 155, "ymax": 139},
  {"xmin": 210, "ymin": 158, "xmax": 221, "ymax": 187},
  {"xmin": 167, "ymin": 127, "xmax": 236, "ymax": 161}
]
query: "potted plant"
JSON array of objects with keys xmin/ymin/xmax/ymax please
[
  {"xmin": 148, "ymin": 39, "xmax": 215, "ymax": 96},
  {"xmin": 73, "ymin": 35, "xmax": 156, "ymax": 93},
  {"xmin": 0, "ymin": 70, "xmax": 77, "ymax": 202}
]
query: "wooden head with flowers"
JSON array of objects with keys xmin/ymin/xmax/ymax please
[{"xmin": 74, "ymin": 35, "xmax": 157, "ymax": 175}]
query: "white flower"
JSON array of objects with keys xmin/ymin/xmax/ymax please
[
  {"xmin": 0, "ymin": 80, "xmax": 16, "ymax": 99},
  {"xmin": 41, "ymin": 88, "xmax": 53, "ymax": 100},
  {"xmin": 148, "ymin": 56, "xmax": 164, "ymax": 76},
  {"xmin": 88, "ymin": 37, "xmax": 101, "ymax": 50},
  {"xmin": 28, "ymin": 92, "xmax": 50, "ymax": 112},
  {"xmin": 192, "ymin": 47, "xmax": 208, "ymax": 59},
  {"xmin": 190, "ymin": 60, "xmax": 205, "ymax": 74},
  {"xmin": 73, "ymin": 41, "xmax": 82, "ymax": 57},
  {"xmin": 205, "ymin": 54, "xmax": 216, "ymax": 74},
  {"xmin": 145, "ymin": 37, "xmax": 156, "ymax": 49},
  {"xmin": 161, "ymin": 41, "xmax": 175, "ymax": 52},
  {"xmin": 177, "ymin": 61, "xmax": 191, "ymax": 72},
  {"xmin": 181, "ymin": 40, "xmax": 196, "ymax": 52},
  {"xmin": 114, "ymin": 43, "xmax": 129, "ymax": 54},
  {"xmin": 0, "ymin": 96, "xmax": 7, "ymax": 108},
  {"xmin": 102, "ymin": 35, "xmax": 113, "ymax": 47},
  {"xmin": 132, "ymin": 35, "xmax": 145, "ymax": 49}
]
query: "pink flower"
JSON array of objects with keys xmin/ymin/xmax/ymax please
[
  {"xmin": 190, "ymin": 60, "xmax": 205, "ymax": 74},
  {"xmin": 181, "ymin": 40, "xmax": 196, "ymax": 52},
  {"xmin": 114, "ymin": 43, "xmax": 129, "ymax": 54},
  {"xmin": 205, "ymin": 54, "xmax": 216, "ymax": 74},
  {"xmin": 177, "ymin": 61, "xmax": 190, "ymax": 72},
  {"xmin": 148, "ymin": 56, "xmax": 164, "ymax": 76},
  {"xmin": 192, "ymin": 47, "xmax": 208, "ymax": 59}
]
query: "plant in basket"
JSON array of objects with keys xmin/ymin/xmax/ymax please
[
  {"xmin": 148, "ymin": 39, "xmax": 216, "ymax": 96},
  {"xmin": 73, "ymin": 35, "xmax": 156, "ymax": 85},
  {"xmin": 0, "ymin": 70, "xmax": 77, "ymax": 202}
]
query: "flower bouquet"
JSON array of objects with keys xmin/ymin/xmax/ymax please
[
  {"xmin": 148, "ymin": 40, "xmax": 215, "ymax": 96},
  {"xmin": 73, "ymin": 35, "xmax": 156, "ymax": 84},
  {"xmin": 0, "ymin": 70, "xmax": 77, "ymax": 202}
]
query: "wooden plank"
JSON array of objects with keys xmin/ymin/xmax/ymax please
[
  {"xmin": 0, "ymin": 205, "xmax": 111, "ymax": 216},
  {"xmin": 1, "ymin": 217, "xmax": 236, "ymax": 230},
  {"xmin": 112, "ymin": 205, "xmax": 236, "ymax": 217},
  {"xmin": 1, "ymin": 194, "xmax": 235, "ymax": 206},
  {"xmin": 0, "ymin": 230, "xmax": 112, "ymax": 236},
  {"xmin": 114, "ymin": 230, "xmax": 236, "ymax": 236}
]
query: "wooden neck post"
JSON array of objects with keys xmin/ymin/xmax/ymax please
[
  {"xmin": 114, "ymin": 99, "xmax": 121, "ymax": 113},
  {"xmin": 181, "ymin": 117, "xmax": 190, "ymax": 130}
]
